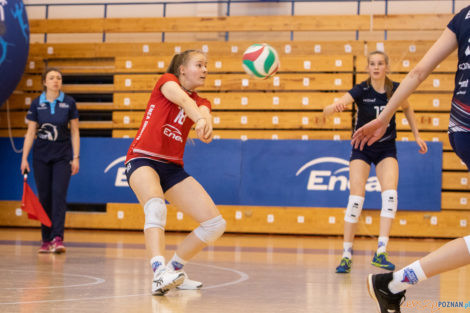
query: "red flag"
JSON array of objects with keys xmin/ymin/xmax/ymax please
[{"xmin": 21, "ymin": 174, "xmax": 52, "ymax": 227}]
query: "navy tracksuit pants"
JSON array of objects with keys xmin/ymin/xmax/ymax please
[{"xmin": 33, "ymin": 141, "xmax": 72, "ymax": 242}]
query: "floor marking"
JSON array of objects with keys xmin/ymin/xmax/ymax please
[
  {"xmin": 1, "ymin": 269, "xmax": 105, "ymax": 290},
  {"xmin": 0, "ymin": 263, "xmax": 248, "ymax": 305}
]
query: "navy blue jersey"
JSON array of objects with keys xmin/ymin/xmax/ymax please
[
  {"xmin": 349, "ymin": 80, "xmax": 399, "ymax": 142},
  {"xmin": 447, "ymin": 5, "xmax": 470, "ymax": 132},
  {"xmin": 27, "ymin": 92, "xmax": 79, "ymax": 142}
]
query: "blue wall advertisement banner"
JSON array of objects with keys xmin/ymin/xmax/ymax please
[{"xmin": 1, "ymin": 138, "xmax": 442, "ymax": 211}]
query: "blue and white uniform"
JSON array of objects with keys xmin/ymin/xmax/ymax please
[
  {"xmin": 447, "ymin": 5, "xmax": 470, "ymax": 169},
  {"xmin": 349, "ymin": 80, "xmax": 399, "ymax": 165},
  {"xmin": 26, "ymin": 91, "xmax": 79, "ymax": 242}
]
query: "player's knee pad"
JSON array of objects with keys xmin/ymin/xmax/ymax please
[
  {"xmin": 194, "ymin": 215, "xmax": 226, "ymax": 243},
  {"xmin": 143, "ymin": 197, "xmax": 167, "ymax": 230},
  {"xmin": 344, "ymin": 195, "xmax": 364, "ymax": 223},
  {"xmin": 464, "ymin": 235, "xmax": 470, "ymax": 254},
  {"xmin": 380, "ymin": 189, "xmax": 397, "ymax": 219}
]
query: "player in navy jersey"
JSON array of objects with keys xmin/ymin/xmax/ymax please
[
  {"xmin": 351, "ymin": 6, "xmax": 470, "ymax": 313},
  {"xmin": 20, "ymin": 68, "xmax": 80, "ymax": 254},
  {"xmin": 324, "ymin": 51, "xmax": 427, "ymax": 274},
  {"xmin": 125, "ymin": 50, "xmax": 226, "ymax": 295}
]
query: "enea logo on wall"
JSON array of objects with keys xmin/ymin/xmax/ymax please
[
  {"xmin": 61, "ymin": 138, "xmax": 440, "ymax": 209},
  {"xmin": 295, "ymin": 157, "xmax": 380, "ymax": 192},
  {"xmin": 104, "ymin": 156, "xmax": 128, "ymax": 187}
]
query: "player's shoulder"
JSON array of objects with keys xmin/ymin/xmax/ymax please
[
  {"xmin": 456, "ymin": 5, "xmax": 470, "ymax": 21},
  {"xmin": 159, "ymin": 73, "xmax": 179, "ymax": 84},
  {"xmin": 448, "ymin": 5, "xmax": 470, "ymax": 32},
  {"xmin": 31, "ymin": 95, "xmax": 40, "ymax": 106},
  {"xmin": 62, "ymin": 94, "xmax": 76, "ymax": 104},
  {"xmin": 155, "ymin": 73, "xmax": 180, "ymax": 92},
  {"xmin": 28, "ymin": 97, "xmax": 42, "ymax": 111},
  {"xmin": 355, "ymin": 80, "xmax": 369, "ymax": 91}
]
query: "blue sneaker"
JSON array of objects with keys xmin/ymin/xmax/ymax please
[
  {"xmin": 371, "ymin": 252, "xmax": 395, "ymax": 271},
  {"xmin": 335, "ymin": 257, "xmax": 352, "ymax": 273}
]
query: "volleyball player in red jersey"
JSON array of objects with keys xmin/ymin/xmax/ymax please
[{"xmin": 125, "ymin": 50, "xmax": 226, "ymax": 296}]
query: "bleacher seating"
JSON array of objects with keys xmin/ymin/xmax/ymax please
[
  {"xmin": 356, "ymin": 53, "xmax": 457, "ymax": 73},
  {"xmin": 115, "ymin": 55, "xmax": 354, "ymax": 73},
  {"xmin": 28, "ymin": 15, "xmax": 451, "ymax": 34}
]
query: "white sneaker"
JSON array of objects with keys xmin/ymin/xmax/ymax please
[
  {"xmin": 176, "ymin": 271, "xmax": 203, "ymax": 290},
  {"xmin": 152, "ymin": 268, "xmax": 185, "ymax": 296}
]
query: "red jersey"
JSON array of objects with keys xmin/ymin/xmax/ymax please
[{"xmin": 125, "ymin": 73, "xmax": 211, "ymax": 166}]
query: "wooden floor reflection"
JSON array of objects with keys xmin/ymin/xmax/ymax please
[{"xmin": 0, "ymin": 228, "xmax": 469, "ymax": 313}]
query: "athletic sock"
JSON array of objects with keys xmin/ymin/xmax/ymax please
[
  {"xmin": 168, "ymin": 253, "xmax": 187, "ymax": 271},
  {"xmin": 388, "ymin": 260, "xmax": 427, "ymax": 294},
  {"xmin": 150, "ymin": 255, "xmax": 165, "ymax": 272},
  {"xmin": 377, "ymin": 236, "xmax": 389, "ymax": 254},
  {"xmin": 342, "ymin": 242, "xmax": 353, "ymax": 259}
]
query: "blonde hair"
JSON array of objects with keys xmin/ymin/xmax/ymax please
[
  {"xmin": 166, "ymin": 49, "xmax": 204, "ymax": 78},
  {"xmin": 366, "ymin": 50, "xmax": 394, "ymax": 99}
]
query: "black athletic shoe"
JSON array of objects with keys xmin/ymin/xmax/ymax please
[{"xmin": 367, "ymin": 272, "xmax": 406, "ymax": 313}]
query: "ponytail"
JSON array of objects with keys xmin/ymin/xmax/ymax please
[{"xmin": 384, "ymin": 76, "xmax": 394, "ymax": 100}]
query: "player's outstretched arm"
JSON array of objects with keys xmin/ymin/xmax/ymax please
[
  {"xmin": 401, "ymin": 101, "xmax": 428, "ymax": 154},
  {"xmin": 351, "ymin": 119, "xmax": 388, "ymax": 150},
  {"xmin": 161, "ymin": 81, "xmax": 212, "ymax": 142},
  {"xmin": 198, "ymin": 105, "xmax": 213, "ymax": 143},
  {"xmin": 323, "ymin": 93, "xmax": 354, "ymax": 117},
  {"xmin": 161, "ymin": 81, "xmax": 205, "ymax": 123}
]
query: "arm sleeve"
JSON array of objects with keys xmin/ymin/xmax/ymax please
[
  {"xmin": 26, "ymin": 98, "xmax": 38, "ymax": 122},
  {"xmin": 69, "ymin": 97, "xmax": 79, "ymax": 120},
  {"xmin": 155, "ymin": 73, "xmax": 180, "ymax": 91},
  {"xmin": 348, "ymin": 83, "xmax": 363, "ymax": 103},
  {"xmin": 447, "ymin": 7, "xmax": 466, "ymax": 36}
]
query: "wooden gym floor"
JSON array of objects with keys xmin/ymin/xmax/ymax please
[{"xmin": 0, "ymin": 228, "xmax": 469, "ymax": 313}]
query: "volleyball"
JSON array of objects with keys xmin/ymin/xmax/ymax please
[{"xmin": 242, "ymin": 43, "xmax": 280, "ymax": 79}]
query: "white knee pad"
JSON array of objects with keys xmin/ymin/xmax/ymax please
[
  {"xmin": 194, "ymin": 215, "xmax": 226, "ymax": 243},
  {"xmin": 464, "ymin": 235, "xmax": 470, "ymax": 254},
  {"xmin": 381, "ymin": 189, "xmax": 397, "ymax": 219},
  {"xmin": 344, "ymin": 195, "xmax": 364, "ymax": 223},
  {"xmin": 143, "ymin": 198, "xmax": 167, "ymax": 230}
]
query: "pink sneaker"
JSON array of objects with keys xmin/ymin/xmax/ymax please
[
  {"xmin": 38, "ymin": 241, "xmax": 53, "ymax": 253},
  {"xmin": 51, "ymin": 236, "xmax": 66, "ymax": 253}
]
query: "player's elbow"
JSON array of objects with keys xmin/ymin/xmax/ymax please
[{"xmin": 408, "ymin": 66, "xmax": 429, "ymax": 84}]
